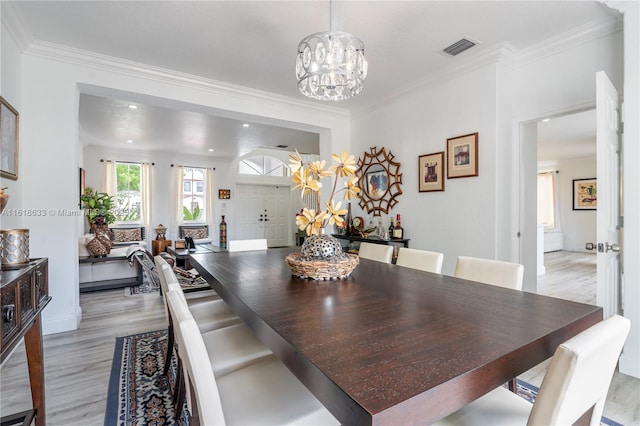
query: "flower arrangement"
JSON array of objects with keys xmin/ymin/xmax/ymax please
[{"xmin": 289, "ymin": 151, "xmax": 360, "ymax": 236}]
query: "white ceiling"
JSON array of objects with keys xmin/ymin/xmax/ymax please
[
  {"xmin": 538, "ymin": 109, "xmax": 596, "ymax": 162},
  {"xmin": 9, "ymin": 1, "xmax": 616, "ymax": 158}
]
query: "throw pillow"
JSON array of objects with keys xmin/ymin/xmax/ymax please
[
  {"xmin": 183, "ymin": 227, "xmax": 208, "ymax": 239},
  {"xmin": 112, "ymin": 227, "xmax": 142, "ymax": 242}
]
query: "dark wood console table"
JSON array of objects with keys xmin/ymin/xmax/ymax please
[
  {"xmin": 332, "ymin": 233, "xmax": 410, "ymax": 248},
  {"xmin": 1, "ymin": 258, "xmax": 51, "ymax": 426}
]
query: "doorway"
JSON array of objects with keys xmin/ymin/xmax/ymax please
[
  {"xmin": 536, "ymin": 109, "xmax": 597, "ymax": 301},
  {"xmin": 520, "ymin": 108, "xmax": 597, "ymax": 295},
  {"xmin": 235, "ymin": 184, "xmax": 291, "ymax": 247}
]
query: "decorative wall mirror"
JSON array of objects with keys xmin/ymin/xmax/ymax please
[{"xmin": 356, "ymin": 146, "xmax": 403, "ymax": 216}]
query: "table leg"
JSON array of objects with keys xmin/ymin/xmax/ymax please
[{"xmin": 25, "ymin": 315, "xmax": 46, "ymax": 426}]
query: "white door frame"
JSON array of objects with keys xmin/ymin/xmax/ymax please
[{"xmin": 516, "ymin": 103, "xmax": 596, "ymax": 294}]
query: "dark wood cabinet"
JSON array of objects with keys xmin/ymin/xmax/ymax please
[{"xmin": 1, "ymin": 258, "xmax": 50, "ymax": 426}]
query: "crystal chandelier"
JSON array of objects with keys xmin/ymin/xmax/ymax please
[{"xmin": 296, "ymin": 5, "xmax": 368, "ymax": 101}]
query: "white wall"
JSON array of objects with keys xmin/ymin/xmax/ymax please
[
  {"xmin": 15, "ymin": 44, "xmax": 350, "ymax": 335},
  {"xmin": 0, "ymin": 8, "xmax": 23, "ymax": 229},
  {"xmin": 352, "ymin": 62, "xmax": 501, "ymax": 275},
  {"xmin": 559, "ymin": 157, "xmax": 596, "ymax": 252},
  {"xmin": 538, "ymin": 157, "xmax": 597, "ymax": 252},
  {"xmin": 617, "ymin": 0, "xmax": 640, "ymax": 379}
]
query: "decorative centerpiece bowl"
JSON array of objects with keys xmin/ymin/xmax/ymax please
[
  {"xmin": 286, "ymin": 233, "xmax": 359, "ymax": 280},
  {"xmin": 286, "ymin": 151, "xmax": 360, "ymax": 281}
]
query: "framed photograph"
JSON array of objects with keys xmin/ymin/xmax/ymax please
[
  {"xmin": 0, "ymin": 96, "xmax": 19, "ymax": 180},
  {"xmin": 418, "ymin": 151, "xmax": 445, "ymax": 192},
  {"xmin": 218, "ymin": 189, "xmax": 231, "ymax": 199},
  {"xmin": 365, "ymin": 170, "xmax": 388, "ymax": 199},
  {"xmin": 573, "ymin": 178, "xmax": 597, "ymax": 210},
  {"xmin": 447, "ymin": 132, "xmax": 478, "ymax": 179}
]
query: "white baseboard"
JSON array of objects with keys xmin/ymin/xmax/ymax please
[{"xmin": 42, "ymin": 306, "xmax": 82, "ymax": 335}]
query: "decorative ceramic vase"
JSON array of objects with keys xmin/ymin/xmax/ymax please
[
  {"xmin": 286, "ymin": 233, "xmax": 359, "ymax": 281},
  {"xmin": 86, "ymin": 223, "xmax": 113, "ymax": 257},
  {"xmin": 154, "ymin": 224, "xmax": 167, "ymax": 240},
  {"xmin": 300, "ymin": 234, "xmax": 343, "ymax": 259}
]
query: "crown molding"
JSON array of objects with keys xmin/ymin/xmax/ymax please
[
  {"xmin": 352, "ymin": 15, "xmax": 622, "ymax": 118},
  {"xmin": 516, "ymin": 15, "xmax": 622, "ymax": 67},
  {"xmin": 353, "ymin": 42, "xmax": 513, "ymax": 118},
  {"xmin": 600, "ymin": 0, "xmax": 639, "ymax": 14},
  {"xmin": 1, "ymin": 1, "xmax": 34, "ymax": 52},
  {"xmin": 22, "ymin": 40, "xmax": 351, "ymax": 119}
]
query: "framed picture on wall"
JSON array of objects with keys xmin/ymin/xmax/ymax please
[
  {"xmin": 418, "ymin": 151, "xmax": 445, "ymax": 192},
  {"xmin": 447, "ymin": 132, "xmax": 478, "ymax": 179},
  {"xmin": 573, "ymin": 178, "xmax": 597, "ymax": 210},
  {"xmin": 0, "ymin": 96, "xmax": 19, "ymax": 181},
  {"xmin": 218, "ymin": 189, "xmax": 231, "ymax": 199}
]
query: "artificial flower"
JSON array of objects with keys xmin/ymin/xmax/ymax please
[
  {"xmin": 343, "ymin": 176, "xmax": 361, "ymax": 200},
  {"xmin": 325, "ymin": 200, "xmax": 348, "ymax": 226},
  {"xmin": 289, "ymin": 151, "xmax": 304, "ymax": 174},
  {"xmin": 296, "ymin": 208, "xmax": 328, "ymax": 236},
  {"xmin": 290, "ymin": 150, "xmax": 359, "ymax": 236},
  {"xmin": 309, "ymin": 160, "xmax": 333, "ymax": 178},
  {"xmin": 291, "ymin": 168, "xmax": 322, "ymax": 196},
  {"xmin": 330, "ymin": 151, "xmax": 357, "ymax": 177}
]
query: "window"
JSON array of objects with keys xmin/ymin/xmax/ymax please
[
  {"xmin": 537, "ymin": 171, "xmax": 557, "ymax": 229},
  {"xmin": 115, "ymin": 162, "xmax": 142, "ymax": 223},
  {"xmin": 239, "ymin": 155, "xmax": 289, "ymax": 177},
  {"xmin": 183, "ymin": 167, "xmax": 206, "ymax": 221}
]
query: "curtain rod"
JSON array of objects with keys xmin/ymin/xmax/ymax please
[
  {"xmin": 100, "ymin": 159, "xmax": 155, "ymax": 166},
  {"xmin": 170, "ymin": 164, "xmax": 215, "ymax": 170}
]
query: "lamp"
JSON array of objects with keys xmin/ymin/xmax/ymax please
[{"xmin": 296, "ymin": 2, "xmax": 368, "ymax": 101}]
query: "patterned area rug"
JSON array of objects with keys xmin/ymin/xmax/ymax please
[
  {"xmin": 105, "ymin": 329, "xmax": 190, "ymax": 425},
  {"xmin": 106, "ymin": 330, "xmax": 622, "ymax": 426}
]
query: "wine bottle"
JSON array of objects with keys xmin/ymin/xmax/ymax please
[
  {"xmin": 346, "ymin": 203, "xmax": 353, "ymax": 236},
  {"xmin": 393, "ymin": 214, "xmax": 404, "ymax": 239},
  {"xmin": 388, "ymin": 216, "xmax": 395, "ymax": 239},
  {"xmin": 220, "ymin": 215, "xmax": 227, "ymax": 249}
]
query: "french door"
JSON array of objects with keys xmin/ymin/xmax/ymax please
[{"xmin": 235, "ymin": 184, "xmax": 291, "ymax": 247}]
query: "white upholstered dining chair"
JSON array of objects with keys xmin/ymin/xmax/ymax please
[
  {"xmin": 167, "ymin": 291, "xmax": 340, "ymax": 425},
  {"xmin": 396, "ymin": 247, "xmax": 444, "ymax": 273},
  {"xmin": 358, "ymin": 242, "xmax": 394, "ymax": 264},
  {"xmin": 454, "ymin": 256, "xmax": 524, "ymax": 290},
  {"xmin": 166, "ymin": 282, "xmax": 272, "ymax": 378},
  {"xmin": 227, "ymin": 238, "xmax": 268, "ymax": 252},
  {"xmin": 154, "ymin": 256, "xmax": 240, "ymax": 376},
  {"xmin": 158, "ymin": 258, "xmax": 241, "ymax": 334},
  {"xmin": 435, "ymin": 315, "xmax": 630, "ymax": 426}
]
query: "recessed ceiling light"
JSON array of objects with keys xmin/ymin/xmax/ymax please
[
  {"xmin": 128, "ymin": 104, "xmax": 138, "ymax": 110},
  {"xmin": 208, "ymin": 148, "xmax": 214, "ymax": 152},
  {"xmin": 242, "ymin": 123, "xmax": 250, "ymax": 128},
  {"xmin": 127, "ymin": 139, "xmax": 133, "ymax": 143},
  {"xmin": 542, "ymin": 118, "xmax": 551, "ymax": 122}
]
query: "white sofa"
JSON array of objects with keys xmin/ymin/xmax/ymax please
[{"xmin": 78, "ymin": 229, "xmax": 147, "ymax": 292}]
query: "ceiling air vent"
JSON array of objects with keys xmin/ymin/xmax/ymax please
[
  {"xmin": 276, "ymin": 145, "xmax": 289, "ymax": 149},
  {"xmin": 443, "ymin": 38, "xmax": 476, "ymax": 56}
]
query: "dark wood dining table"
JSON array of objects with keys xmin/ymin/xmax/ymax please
[{"xmin": 190, "ymin": 248, "xmax": 602, "ymax": 425}]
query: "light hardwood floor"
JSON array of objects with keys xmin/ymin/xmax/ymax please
[
  {"xmin": 520, "ymin": 250, "xmax": 639, "ymax": 425},
  {"xmin": 1, "ymin": 290, "xmax": 166, "ymax": 425},
  {"xmin": 1, "ymin": 253, "xmax": 638, "ymax": 425}
]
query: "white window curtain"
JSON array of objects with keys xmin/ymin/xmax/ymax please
[
  {"xmin": 205, "ymin": 167, "xmax": 215, "ymax": 230},
  {"xmin": 141, "ymin": 162, "xmax": 152, "ymax": 238},
  {"xmin": 171, "ymin": 165, "xmax": 184, "ymax": 239},
  {"xmin": 102, "ymin": 160, "xmax": 116, "ymax": 196},
  {"xmin": 537, "ymin": 171, "xmax": 560, "ymax": 230}
]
